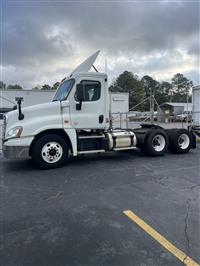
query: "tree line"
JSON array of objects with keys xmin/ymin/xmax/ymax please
[
  {"xmin": 109, "ymin": 72, "xmax": 193, "ymax": 110},
  {"xmin": 0, "ymin": 81, "xmax": 60, "ymax": 91},
  {"xmin": 0, "ymin": 72, "xmax": 193, "ymax": 111}
]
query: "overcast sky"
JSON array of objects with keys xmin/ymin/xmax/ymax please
[{"xmin": 1, "ymin": 0, "xmax": 199, "ymax": 89}]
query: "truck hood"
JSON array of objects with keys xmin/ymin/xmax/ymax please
[{"xmin": 5, "ymin": 101, "xmax": 63, "ymax": 138}]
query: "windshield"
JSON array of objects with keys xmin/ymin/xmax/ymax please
[{"xmin": 53, "ymin": 79, "xmax": 74, "ymax": 101}]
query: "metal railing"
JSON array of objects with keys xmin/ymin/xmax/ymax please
[{"xmin": 110, "ymin": 110, "xmax": 200, "ymax": 130}]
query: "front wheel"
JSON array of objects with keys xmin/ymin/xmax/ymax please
[
  {"xmin": 143, "ymin": 129, "xmax": 169, "ymax": 156},
  {"xmin": 32, "ymin": 134, "xmax": 69, "ymax": 169}
]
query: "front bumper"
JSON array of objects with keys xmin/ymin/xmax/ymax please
[{"xmin": 3, "ymin": 144, "xmax": 30, "ymax": 159}]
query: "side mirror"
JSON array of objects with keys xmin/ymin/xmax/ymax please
[
  {"xmin": 76, "ymin": 84, "xmax": 84, "ymax": 110},
  {"xmin": 15, "ymin": 97, "xmax": 24, "ymax": 120}
]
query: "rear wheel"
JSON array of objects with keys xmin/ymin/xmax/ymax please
[
  {"xmin": 168, "ymin": 129, "xmax": 192, "ymax": 154},
  {"xmin": 143, "ymin": 129, "xmax": 169, "ymax": 156},
  {"xmin": 32, "ymin": 134, "xmax": 69, "ymax": 169}
]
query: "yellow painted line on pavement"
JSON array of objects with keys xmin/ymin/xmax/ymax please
[{"xmin": 123, "ymin": 210, "xmax": 200, "ymax": 266}]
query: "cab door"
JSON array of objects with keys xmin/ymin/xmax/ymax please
[{"xmin": 69, "ymin": 77, "xmax": 106, "ymax": 129}]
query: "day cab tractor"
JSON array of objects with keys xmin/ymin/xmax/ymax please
[{"xmin": 2, "ymin": 51, "xmax": 196, "ymax": 169}]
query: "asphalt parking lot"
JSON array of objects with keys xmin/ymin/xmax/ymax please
[{"xmin": 0, "ymin": 146, "xmax": 200, "ymax": 266}]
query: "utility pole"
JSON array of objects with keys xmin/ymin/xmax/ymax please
[
  {"xmin": 186, "ymin": 86, "xmax": 189, "ymax": 124},
  {"xmin": 150, "ymin": 88, "xmax": 154, "ymax": 124},
  {"xmin": 170, "ymin": 90, "xmax": 173, "ymax": 103}
]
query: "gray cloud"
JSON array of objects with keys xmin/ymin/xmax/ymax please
[
  {"xmin": 1, "ymin": 0, "xmax": 199, "ymax": 88},
  {"xmin": 2, "ymin": 18, "xmax": 75, "ymax": 66}
]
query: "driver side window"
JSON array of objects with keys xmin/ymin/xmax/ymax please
[{"xmin": 75, "ymin": 80, "xmax": 101, "ymax": 102}]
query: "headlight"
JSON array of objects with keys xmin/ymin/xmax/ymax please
[{"xmin": 6, "ymin": 126, "xmax": 23, "ymax": 139}]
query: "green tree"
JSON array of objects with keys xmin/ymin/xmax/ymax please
[
  {"xmin": 0, "ymin": 81, "xmax": 6, "ymax": 89},
  {"xmin": 109, "ymin": 71, "xmax": 145, "ymax": 110},
  {"xmin": 141, "ymin": 75, "xmax": 160, "ymax": 110},
  {"xmin": 41, "ymin": 84, "xmax": 52, "ymax": 90},
  {"xmin": 141, "ymin": 75, "xmax": 159, "ymax": 95},
  {"xmin": 7, "ymin": 84, "xmax": 23, "ymax": 90},
  {"xmin": 156, "ymin": 81, "xmax": 172, "ymax": 104},
  {"xmin": 61, "ymin": 77, "xmax": 66, "ymax": 83},
  {"xmin": 32, "ymin": 86, "xmax": 40, "ymax": 90},
  {"xmin": 52, "ymin": 82, "xmax": 60, "ymax": 90},
  {"xmin": 171, "ymin": 73, "xmax": 193, "ymax": 102}
]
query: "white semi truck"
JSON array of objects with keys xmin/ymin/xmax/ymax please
[{"xmin": 2, "ymin": 51, "xmax": 196, "ymax": 169}]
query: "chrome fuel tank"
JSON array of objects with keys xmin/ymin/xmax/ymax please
[{"xmin": 106, "ymin": 130, "xmax": 137, "ymax": 150}]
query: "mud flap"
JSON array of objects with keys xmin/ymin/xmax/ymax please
[{"xmin": 190, "ymin": 131, "xmax": 197, "ymax": 149}]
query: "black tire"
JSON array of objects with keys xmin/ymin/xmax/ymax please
[
  {"xmin": 168, "ymin": 129, "xmax": 192, "ymax": 154},
  {"xmin": 32, "ymin": 134, "xmax": 69, "ymax": 169},
  {"xmin": 143, "ymin": 129, "xmax": 169, "ymax": 156}
]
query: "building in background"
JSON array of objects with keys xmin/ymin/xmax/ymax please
[
  {"xmin": 0, "ymin": 90, "xmax": 129, "ymax": 120},
  {"xmin": 160, "ymin": 102, "xmax": 192, "ymax": 114},
  {"xmin": 158, "ymin": 102, "xmax": 192, "ymax": 122},
  {"xmin": 0, "ymin": 89, "xmax": 55, "ymax": 114}
]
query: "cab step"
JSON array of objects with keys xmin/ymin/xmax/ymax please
[
  {"xmin": 113, "ymin": 146, "xmax": 136, "ymax": 151},
  {"xmin": 77, "ymin": 134, "xmax": 105, "ymax": 139},
  {"xmin": 77, "ymin": 149, "xmax": 105, "ymax": 154}
]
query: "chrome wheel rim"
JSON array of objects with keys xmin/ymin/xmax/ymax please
[
  {"xmin": 152, "ymin": 134, "xmax": 166, "ymax": 152},
  {"xmin": 178, "ymin": 133, "xmax": 190, "ymax": 150},
  {"xmin": 41, "ymin": 141, "xmax": 63, "ymax": 163}
]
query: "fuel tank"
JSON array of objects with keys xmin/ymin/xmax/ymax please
[{"xmin": 106, "ymin": 130, "xmax": 137, "ymax": 150}]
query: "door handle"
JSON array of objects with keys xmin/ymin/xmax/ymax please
[{"xmin": 99, "ymin": 115, "xmax": 104, "ymax": 124}]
